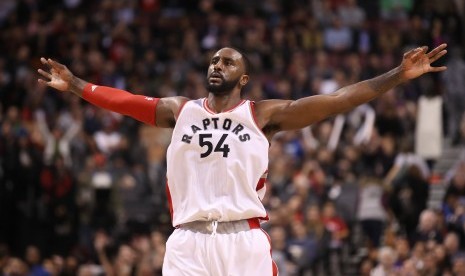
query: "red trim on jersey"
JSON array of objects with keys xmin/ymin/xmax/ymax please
[
  {"xmin": 203, "ymin": 98, "xmax": 246, "ymax": 114},
  {"xmin": 256, "ymin": 169, "xmax": 269, "ymax": 221},
  {"xmin": 165, "ymin": 180, "xmax": 175, "ymax": 225},
  {"xmin": 175, "ymin": 100, "xmax": 189, "ymax": 120},
  {"xmin": 272, "ymin": 260, "xmax": 278, "ymax": 276},
  {"xmin": 260, "ymin": 229, "xmax": 279, "ymax": 276},
  {"xmin": 256, "ymin": 178, "xmax": 266, "ymax": 191},
  {"xmin": 249, "ymin": 101, "xmax": 268, "ymax": 141},
  {"xmin": 256, "ymin": 169, "xmax": 268, "ymax": 191},
  {"xmin": 247, "ymin": 218, "xmax": 260, "ymax": 229},
  {"xmin": 82, "ymin": 83, "xmax": 159, "ymax": 125}
]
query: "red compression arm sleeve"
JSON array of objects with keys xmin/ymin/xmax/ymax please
[{"xmin": 82, "ymin": 84, "xmax": 159, "ymax": 126}]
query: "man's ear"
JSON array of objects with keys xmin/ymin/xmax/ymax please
[{"xmin": 240, "ymin": 75, "xmax": 249, "ymax": 86}]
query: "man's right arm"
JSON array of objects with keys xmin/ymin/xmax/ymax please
[{"xmin": 38, "ymin": 58, "xmax": 188, "ymax": 128}]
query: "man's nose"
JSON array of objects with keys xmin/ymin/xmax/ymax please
[{"xmin": 213, "ymin": 62, "xmax": 223, "ymax": 71}]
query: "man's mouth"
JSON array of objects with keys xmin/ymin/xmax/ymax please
[{"xmin": 209, "ymin": 72, "xmax": 223, "ymax": 80}]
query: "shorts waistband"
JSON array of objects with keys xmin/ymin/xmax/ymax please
[{"xmin": 179, "ymin": 218, "xmax": 260, "ymax": 235}]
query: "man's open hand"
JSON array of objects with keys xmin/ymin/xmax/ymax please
[
  {"xmin": 400, "ymin": 43, "xmax": 447, "ymax": 81},
  {"xmin": 37, "ymin": 58, "xmax": 74, "ymax": 92}
]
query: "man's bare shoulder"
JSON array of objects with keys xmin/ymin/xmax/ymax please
[
  {"xmin": 251, "ymin": 99, "xmax": 292, "ymax": 134},
  {"xmin": 254, "ymin": 99, "xmax": 291, "ymax": 111},
  {"xmin": 156, "ymin": 96, "xmax": 191, "ymax": 127},
  {"xmin": 161, "ymin": 96, "xmax": 191, "ymax": 107}
]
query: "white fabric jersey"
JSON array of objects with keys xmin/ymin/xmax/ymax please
[{"xmin": 166, "ymin": 98, "xmax": 269, "ymax": 226}]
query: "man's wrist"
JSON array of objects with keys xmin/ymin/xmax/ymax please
[
  {"xmin": 394, "ymin": 65, "xmax": 409, "ymax": 84},
  {"xmin": 68, "ymin": 76, "xmax": 87, "ymax": 97}
]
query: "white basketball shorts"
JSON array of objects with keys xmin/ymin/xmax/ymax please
[{"xmin": 163, "ymin": 218, "xmax": 278, "ymax": 276}]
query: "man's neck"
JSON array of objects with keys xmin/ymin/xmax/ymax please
[{"xmin": 207, "ymin": 92, "xmax": 242, "ymax": 113}]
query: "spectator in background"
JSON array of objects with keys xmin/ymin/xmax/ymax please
[
  {"xmin": 375, "ymin": 90, "xmax": 405, "ymax": 137},
  {"xmin": 39, "ymin": 156, "xmax": 77, "ymax": 256},
  {"xmin": 412, "ymin": 209, "xmax": 443, "ymax": 245},
  {"xmin": 305, "ymin": 204, "xmax": 331, "ymax": 275},
  {"xmin": 24, "ymin": 245, "xmax": 48, "ymax": 276},
  {"xmin": 337, "ymin": 0, "xmax": 366, "ymax": 29},
  {"xmin": 35, "ymin": 110, "xmax": 81, "ymax": 168},
  {"xmin": 390, "ymin": 164, "xmax": 429, "ymax": 241},
  {"xmin": 149, "ymin": 230, "xmax": 166, "ymax": 275},
  {"xmin": 444, "ymin": 232, "xmax": 462, "ymax": 264},
  {"xmin": 93, "ymin": 114, "xmax": 123, "ymax": 156},
  {"xmin": 444, "ymin": 151, "xmax": 465, "ymax": 185},
  {"xmin": 2, "ymin": 258, "xmax": 29, "ymax": 276},
  {"xmin": 443, "ymin": 183, "xmax": 465, "ymax": 249},
  {"xmin": 323, "ymin": 16, "xmax": 353, "ymax": 53},
  {"xmin": 443, "ymin": 162, "xmax": 465, "ymax": 203},
  {"xmin": 393, "ymin": 236, "xmax": 411, "ymax": 268},
  {"xmin": 441, "ymin": 47, "xmax": 465, "ymax": 145},
  {"xmin": 434, "ymin": 244, "xmax": 452, "ymax": 274},
  {"xmin": 0, "ymin": 0, "xmax": 462, "ymax": 275},
  {"xmin": 377, "ymin": 23, "xmax": 403, "ymax": 60},
  {"xmin": 292, "ymin": 159, "xmax": 327, "ymax": 203},
  {"xmin": 380, "ymin": 0, "xmax": 413, "ymax": 22},
  {"xmin": 453, "ymin": 256, "xmax": 465, "ymax": 276},
  {"xmin": 398, "ymin": 258, "xmax": 419, "ymax": 275},
  {"xmin": 114, "ymin": 158, "xmax": 154, "ymax": 231},
  {"xmin": 359, "ymin": 257, "xmax": 375, "ymax": 276},
  {"xmin": 357, "ymin": 174, "xmax": 387, "ymax": 248},
  {"xmin": 312, "ymin": 0, "xmax": 337, "ymax": 28},
  {"xmin": 88, "ymin": 154, "xmax": 116, "ymax": 233},
  {"xmin": 269, "ymin": 226, "xmax": 289, "ymax": 276},
  {"xmin": 415, "ymin": 75, "xmax": 443, "ymax": 164},
  {"xmin": 385, "ymin": 138, "xmax": 430, "ymax": 184},
  {"xmin": 287, "ymin": 221, "xmax": 317, "ymax": 275},
  {"xmin": 321, "ymin": 201, "xmax": 348, "ymax": 275},
  {"xmin": 459, "ymin": 114, "xmax": 465, "ymax": 146},
  {"xmin": 1, "ymin": 124, "xmax": 43, "ymax": 253},
  {"xmin": 371, "ymin": 246, "xmax": 398, "ymax": 276}
]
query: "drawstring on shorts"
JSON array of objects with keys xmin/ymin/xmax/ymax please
[
  {"xmin": 207, "ymin": 213, "xmax": 218, "ymax": 237},
  {"xmin": 179, "ymin": 218, "xmax": 260, "ymax": 235},
  {"xmin": 211, "ymin": 220, "xmax": 218, "ymax": 237}
]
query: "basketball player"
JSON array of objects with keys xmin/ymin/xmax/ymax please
[{"xmin": 37, "ymin": 44, "xmax": 447, "ymax": 275}]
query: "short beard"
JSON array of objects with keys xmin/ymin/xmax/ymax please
[{"xmin": 205, "ymin": 76, "xmax": 241, "ymax": 95}]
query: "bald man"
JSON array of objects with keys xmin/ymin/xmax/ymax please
[{"xmin": 38, "ymin": 44, "xmax": 447, "ymax": 275}]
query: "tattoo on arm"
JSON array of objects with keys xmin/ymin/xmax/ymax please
[{"xmin": 366, "ymin": 66, "xmax": 404, "ymax": 94}]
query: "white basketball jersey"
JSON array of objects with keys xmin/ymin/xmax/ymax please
[{"xmin": 166, "ymin": 98, "xmax": 269, "ymax": 227}]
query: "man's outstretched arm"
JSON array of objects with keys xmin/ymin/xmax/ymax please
[
  {"xmin": 37, "ymin": 58, "xmax": 186, "ymax": 128},
  {"xmin": 257, "ymin": 44, "xmax": 447, "ymax": 133}
]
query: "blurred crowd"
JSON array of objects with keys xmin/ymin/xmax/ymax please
[{"xmin": 1, "ymin": 0, "xmax": 465, "ymax": 275}]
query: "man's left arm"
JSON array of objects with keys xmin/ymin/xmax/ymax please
[{"xmin": 263, "ymin": 44, "xmax": 447, "ymax": 131}]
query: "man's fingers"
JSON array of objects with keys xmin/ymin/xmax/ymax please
[
  {"xmin": 38, "ymin": 61, "xmax": 52, "ymax": 86},
  {"xmin": 430, "ymin": 50, "xmax": 447, "ymax": 63},
  {"xmin": 410, "ymin": 48, "xmax": 424, "ymax": 61},
  {"xmin": 37, "ymin": 68, "xmax": 52, "ymax": 80},
  {"xmin": 48, "ymin": 59, "xmax": 66, "ymax": 70},
  {"xmin": 38, "ymin": 79, "xmax": 50, "ymax": 86},
  {"xmin": 427, "ymin": 43, "xmax": 447, "ymax": 58},
  {"xmin": 404, "ymin": 47, "xmax": 422, "ymax": 59},
  {"xmin": 430, "ymin": 66, "xmax": 447, "ymax": 72},
  {"xmin": 405, "ymin": 46, "xmax": 430, "ymax": 62},
  {"xmin": 41, "ymin": 57, "xmax": 66, "ymax": 70}
]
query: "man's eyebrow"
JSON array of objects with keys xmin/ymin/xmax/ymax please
[{"xmin": 210, "ymin": 56, "xmax": 237, "ymax": 63}]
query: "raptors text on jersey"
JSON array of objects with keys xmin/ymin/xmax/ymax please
[{"xmin": 166, "ymin": 98, "xmax": 269, "ymax": 226}]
